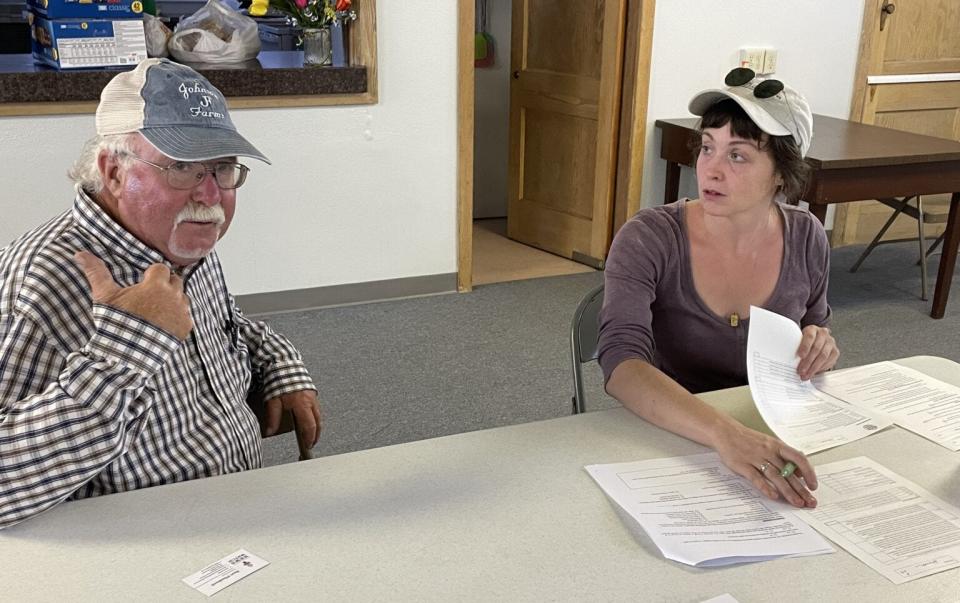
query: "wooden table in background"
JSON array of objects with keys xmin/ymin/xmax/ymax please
[{"xmin": 654, "ymin": 115, "xmax": 960, "ymax": 319}]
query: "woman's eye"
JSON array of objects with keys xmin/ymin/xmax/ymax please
[{"xmin": 700, "ymin": 145, "xmax": 713, "ymax": 155}]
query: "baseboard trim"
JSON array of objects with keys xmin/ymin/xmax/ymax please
[{"xmin": 238, "ymin": 273, "xmax": 459, "ymax": 316}]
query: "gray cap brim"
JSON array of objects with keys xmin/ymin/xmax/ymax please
[{"xmin": 142, "ymin": 126, "xmax": 271, "ymax": 164}]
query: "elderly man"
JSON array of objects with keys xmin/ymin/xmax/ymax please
[{"xmin": 0, "ymin": 58, "xmax": 321, "ymax": 528}]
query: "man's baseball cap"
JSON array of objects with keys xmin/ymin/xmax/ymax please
[
  {"xmin": 688, "ymin": 71, "xmax": 813, "ymax": 158},
  {"xmin": 95, "ymin": 58, "xmax": 270, "ymax": 164}
]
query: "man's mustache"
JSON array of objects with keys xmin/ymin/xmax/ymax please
[{"xmin": 174, "ymin": 203, "xmax": 225, "ymax": 226}]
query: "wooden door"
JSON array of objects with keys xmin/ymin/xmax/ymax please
[
  {"xmin": 833, "ymin": 0, "xmax": 960, "ymax": 246},
  {"xmin": 506, "ymin": 0, "xmax": 626, "ymax": 268}
]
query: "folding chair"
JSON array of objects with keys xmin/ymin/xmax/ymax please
[
  {"xmin": 849, "ymin": 195, "xmax": 947, "ymax": 300},
  {"xmin": 569, "ymin": 284, "xmax": 604, "ymax": 415}
]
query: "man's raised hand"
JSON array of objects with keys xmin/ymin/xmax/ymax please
[{"xmin": 74, "ymin": 251, "xmax": 193, "ymax": 341}]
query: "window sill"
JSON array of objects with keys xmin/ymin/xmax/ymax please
[{"xmin": 0, "ymin": 51, "xmax": 374, "ymax": 116}]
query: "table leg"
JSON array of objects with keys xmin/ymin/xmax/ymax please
[
  {"xmin": 930, "ymin": 191, "xmax": 960, "ymax": 319},
  {"xmin": 808, "ymin": 204, "xmax": 827, "ymax": 224},
  {"xmin": 665, "ymin": 161, "xmax": 680, "ymax": 205}
]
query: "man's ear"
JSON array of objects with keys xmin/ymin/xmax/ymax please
[{"xmin": 97, "ymin": 150, "xmax": 124, "ymax": 198}]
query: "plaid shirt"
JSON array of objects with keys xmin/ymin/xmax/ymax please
[{"xmin": 0, "ymin": 187, "xmax": 315, "ymax": 528}]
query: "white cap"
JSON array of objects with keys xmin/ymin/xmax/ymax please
[{"xmin": 688, "ymin": 76, "xmax": 813, "ymax": 157}]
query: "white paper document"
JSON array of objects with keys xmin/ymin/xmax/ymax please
[
  {"xmin": 585, "ymin": 453, "xmax": 833, "ymax": 567},
  {"xmin": 814, "ymin": 361, "xmax": 960, "ymax": 451},
  {"xmin": 182, "ymin": 549, "xmax": 269, "ymax": 597},
  {"xmin": 795, "ymin": 457, "xmax": 960, "ymax": 584},
  {"xmin": 746, "ymin": 306, "xmax": 892, "ymax": 453}
]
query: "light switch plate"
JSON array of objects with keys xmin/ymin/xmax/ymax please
[
  {"xmin": 738, "ymin": 47, "xmax": 765, "ymax": 71},
  {"xmin": 760, "ymin": 48, "xmax": 778, "ymax": 74}
]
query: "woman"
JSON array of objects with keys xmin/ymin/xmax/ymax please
[{"xmin": 597, "ymin": 69, "xmax": 839, "ymax": 508}]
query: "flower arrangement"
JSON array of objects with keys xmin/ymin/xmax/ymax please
[{"xmin": 249, "ymin": 0, "xmax": 356, "ymax": 29}]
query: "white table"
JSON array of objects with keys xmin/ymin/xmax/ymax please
[{"xmin": 2, "ymin": 356, "xmax": 959, "ymax": 602}]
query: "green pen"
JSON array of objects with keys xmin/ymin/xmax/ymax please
[{"xmin": 780, "ymin": 462, "xmax": 797, "ymax": 478}]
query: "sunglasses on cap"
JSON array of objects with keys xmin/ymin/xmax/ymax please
[
  {"xmin": 725, "ymin": 67, "xmax": 784, "ymax": 98},
  {"xmin": 721, "ymin": 67, "xmax": 805, "ymax": 154}
]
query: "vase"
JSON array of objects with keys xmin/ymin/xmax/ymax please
[
  {"xmin": 302, "ymin": 28, "xmax": 332, "ymax": 66},
  {"xmin": 330, "ymin": 20, "xmax": 348, "ymax": 67}
]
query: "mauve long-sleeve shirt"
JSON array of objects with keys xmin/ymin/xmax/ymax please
[{"xmin": 598, "ymin": 199, "xmax": 831, "ymax": 394}]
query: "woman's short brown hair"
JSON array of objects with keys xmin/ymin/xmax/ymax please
[{"xmin": 690, "ymin": 99, "xmax": 810, "ymax": 203}]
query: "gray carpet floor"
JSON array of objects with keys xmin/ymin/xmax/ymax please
[{"xmin": 257, "ymin": 240, "xmax": 959, "ymax": 466}]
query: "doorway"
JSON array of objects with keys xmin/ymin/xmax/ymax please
[
  {"xmin": 472, "ymin": 217, "xmax": 596, "ymax": 285},
  {"xmin": 457, "ymin": 0, "xmax": 655, "ymax": 292},
  {"xmin": 470, "ymin": 0, "xmax": 597, "ymax": 286}
]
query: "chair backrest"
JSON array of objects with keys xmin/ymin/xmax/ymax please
[{"xmin": 570, "ymin": 284, "xmax": 605, "ymax": 414}]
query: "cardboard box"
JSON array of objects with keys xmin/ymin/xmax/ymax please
[
  {"xmin": 27, "ymin": 0, "xmax": 144, "ymax": 20},
  {"xmin": 30, "ymin": 14, "xmax": 147, "ymax": 69}
]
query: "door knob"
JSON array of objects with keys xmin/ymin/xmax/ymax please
[
  {"xmin": 513, "ymin": 71, "xmax": 520, "ymax": 79},
  {"xmin": 880, "ymin": 0, "xmax": 895, "ymax": 31}
]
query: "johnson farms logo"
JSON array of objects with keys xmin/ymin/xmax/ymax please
[{"xmin": 178, "ymin": 81, "xmax": 225, "ymax": 119}]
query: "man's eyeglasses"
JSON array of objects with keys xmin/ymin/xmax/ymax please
[
  {"xmin": 123, "ymin": 154, "xmax": 250, "ymax": 190},
  {"xmin": 725, "ymin": 67, "xmax": 784, "ymax": 99}
]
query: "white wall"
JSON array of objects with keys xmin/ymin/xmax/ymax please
[
  {"xmin": 467, "ymin": 0, "xmax": 864, "ymax": 229},
  {"xmin": 473, "ymin": 0, "xmax": 511, "ymax": 218},
  {"xmin": 0, "ymin": 2, "xmax": 865, "ymax": 298},
  {"xmin": 0, "ymin": 1, "xmax": 458, "ymax": 296},
  {"xmin": 642, "ymin": 0, "xmax": 865, "ymax": 214}
]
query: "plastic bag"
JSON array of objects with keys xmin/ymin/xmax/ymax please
[
  {"xmin": 168, "ymin": 0, "xmax": 261, "ymax": 64},
  {"xmin": 143, "ymin": 14, "xmax": 172, "ymax": 58}
]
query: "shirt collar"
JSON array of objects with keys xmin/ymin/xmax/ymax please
[{"xmin": 72, "ymin": 184, "xmax": 205, "ymax": 278}]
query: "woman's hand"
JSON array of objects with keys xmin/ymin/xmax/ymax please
[
  {"xmin": 796, "ymin": 325, "xmax": 839, "ymax": 381},
  {"xmin": 712, "ymin": 423, "xmax": 818, "ymax": 508},
  {"xmin": 607, "ymin": 360, "xmax": 819, "ymax": 507}
]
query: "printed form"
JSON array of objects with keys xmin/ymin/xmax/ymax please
[
  {"xmin": 795, "ymin": 457, "xmax": 960, "ymax": 584},
  {"xmin": 746, "ymin": 306, "xmax": 892, "ymax": 453},
  {"xmin": 814, "ymin": 361, "xmax": 960, "ymax": 451},
  {"xmin": 585, "ymin": 453, "xmax": 833, "ymax": 567}
]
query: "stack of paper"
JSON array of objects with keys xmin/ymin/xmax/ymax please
[
  {"xmin": 814, "ymin": 362, "xmax": 960, "ymax": 451},
  {"xmin": 746, "ymin": 306, "xmax": 892, "ymax": 453},
  {"xmin": 746, "ymin": 307, "xmax": 960, "ymax": 452},
  {"xmin": 585, "ymin": 453, "xmax": 834, "ymax": 567},
  {"xmin": 796, "ymin": 457, "xmax": 960, "ymax": 584},
  {"xmin": 588, "ymin": 307, "xmax": 960, "ymax": 582}
]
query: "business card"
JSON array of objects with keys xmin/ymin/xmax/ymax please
[{"xmin": 182, "ymin": 549, "xmax": 269, "ymax": 596}]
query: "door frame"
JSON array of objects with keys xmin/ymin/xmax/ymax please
[
  {"xmin": 457, "ymin": 0, "xmax": 475, "ymax": 291},
  {"xmin": 456, "ymin": 0, "xmax": 656, "ymax": 291}
]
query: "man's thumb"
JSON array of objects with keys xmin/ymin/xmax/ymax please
[{"xmin": 74, "ymin": 251, "xmax": 120, "ymax": 299}]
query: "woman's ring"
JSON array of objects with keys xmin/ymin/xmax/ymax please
[{"xmin": 759, "ymin": 462, "xmax": 769, "ymax": 473}]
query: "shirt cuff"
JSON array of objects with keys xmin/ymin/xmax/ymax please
[{"xmin": 259, "ymin": 360, "xmax": 317, "ymax": 401}]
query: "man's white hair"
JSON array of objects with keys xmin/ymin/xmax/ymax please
[{"xmin": 67, "ymin": 133, "xmax": 137, "ymax": 193}]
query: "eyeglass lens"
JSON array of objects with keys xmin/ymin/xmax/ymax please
[
  {"xmin": 167, "ymin": 162, "xmax": 248, "ymax": 190},
  {"xmin": 724, "ymin": 67, "xmax": 784, "ymax": 99}
]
